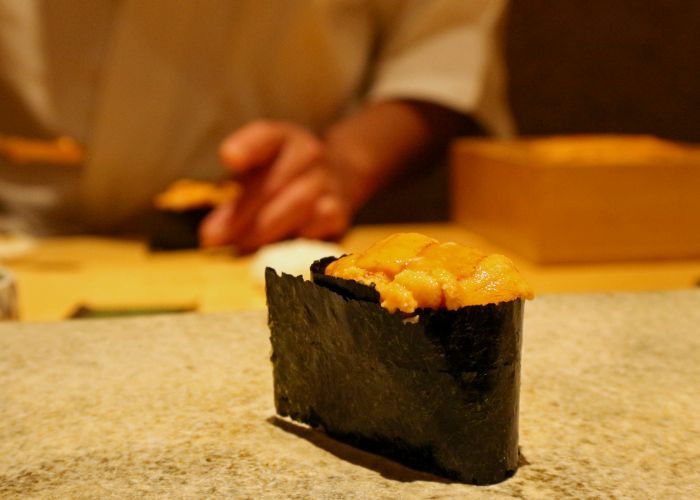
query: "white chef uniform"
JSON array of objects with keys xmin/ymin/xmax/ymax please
[{"xmin": 0, "ymin": 0, "xmax": 512, "ymax": 234}]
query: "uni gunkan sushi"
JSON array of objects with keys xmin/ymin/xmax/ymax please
[
  {"xmin": 148, "ymin": 179, "xmax": 241, "ymax": 250},
  {"xmin": 266, "ymin": 233, "xmax": 533, "ymax": 485}
]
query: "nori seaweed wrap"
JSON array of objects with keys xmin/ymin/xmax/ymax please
[{"xmin": 266, "ymin": 243, "xmax": 527, "ymax": 485}]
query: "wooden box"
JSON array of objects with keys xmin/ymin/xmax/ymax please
[{"xmin": 450, "ymin": 135, "xmax": 700, "ymax": 263}]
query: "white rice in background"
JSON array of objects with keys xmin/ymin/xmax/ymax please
[{"xmin": 249, "ymin": 239, "xmax": 344, "ymax": 287}]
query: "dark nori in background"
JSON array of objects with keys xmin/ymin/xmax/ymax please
[
  {"xmin": 266, "ymin": 258, "xmax": 524, "ymax": 485},
  {"xmin": 143, "ymin": 208, "xmax": 210, "ymax": 251}
]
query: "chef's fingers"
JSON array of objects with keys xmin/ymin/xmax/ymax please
[
  {"xmin": 236, "ymin": 168, "xmax": 328, "ymax": 251},
  {"xmin": 259, "ymin": 130, "xmax": 325, "ymax": 198},
  {"xmin": 219, "ymin": 120, "xmax": 291, "ymax": 173},
  {"xmin": 199, "ymin": 168, "xmax": 268, "ymax": 247},
  {"xmin": 199, "ymin": 202, "xmax": 239, "ymax": 247},
  {"xmin": 211, "ymin": 121, "xmax": 339, "ymax": 249},
  {"xmin": 209, "ymin": 127, "xmax": 325, "ymax": 247},
  {"xmin": 220, "ymin": 121, "xmax": 324, "ymax": 182},
  {"xmin": 297, "ymin": 195, "xmax": 350, "ymax": 240}
]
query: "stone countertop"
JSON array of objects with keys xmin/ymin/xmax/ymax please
[{"xmin": 1, "ymin": 290, "xmax": 699, "ymax": 499}]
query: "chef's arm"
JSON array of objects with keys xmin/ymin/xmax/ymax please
[{"xmin": 325, "ymin": 99, "xmax": 476, "ymax": 211}]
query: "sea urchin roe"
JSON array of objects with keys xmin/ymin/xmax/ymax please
[
  {"xmin": 325, "ymin": 233, "xmax": 534, "ymax": 313},
  {"xmin": 154, "ymin": 179, "xmax": 241, "ymax": 211}
]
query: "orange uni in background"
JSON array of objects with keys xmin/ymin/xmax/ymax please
[
  {"xmin": 325, "ymin": 233, "xmax": 533, "ymax": 313},
  {"xmin": 154, "ymin": 179, "xmax": 241, "ymax": 212}
]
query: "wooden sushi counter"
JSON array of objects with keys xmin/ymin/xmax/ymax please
[
  {"xmin": 1, "ymin": 288, "xmax": 699, "ymax": 497},
  {"xmin": 5, "ymin": 222, "xmax": 700, "ymax": 322}
]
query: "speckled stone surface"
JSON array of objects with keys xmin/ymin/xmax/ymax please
[{"xmin": 1, "ymin": 290, "xmax": 699, "ymax": 499}]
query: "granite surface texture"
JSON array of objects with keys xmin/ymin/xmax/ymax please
[{"xmin": 1, "ymin": 289, "xmax": 699, "ymax": 499}]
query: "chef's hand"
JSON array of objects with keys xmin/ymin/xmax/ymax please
[
  {"xmin": 199, "ymin": 100, "xmax": 474, "ymax": 251},
  {"xmin": 199, "ymin": 121, "xmax": 353, "ymax": 251}
]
